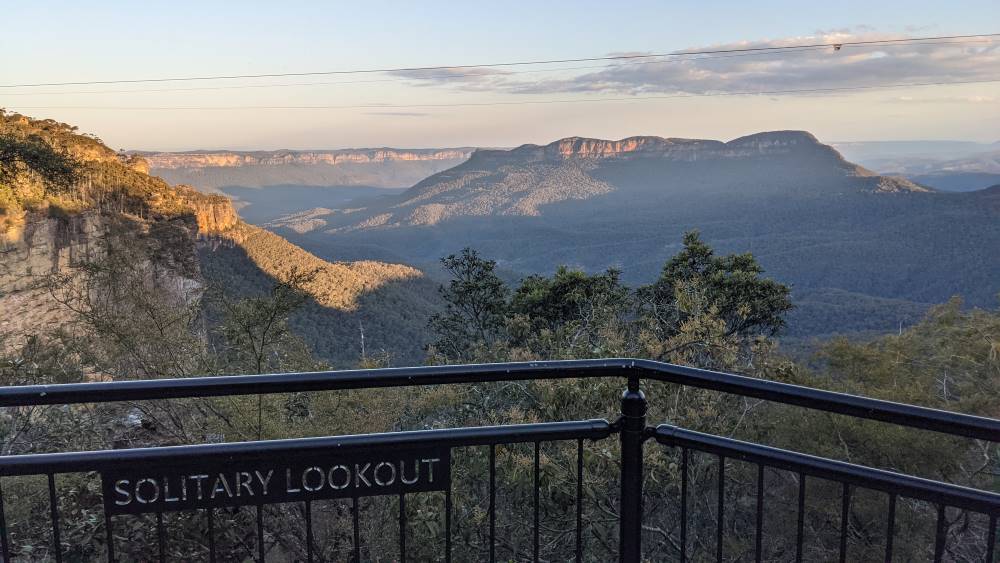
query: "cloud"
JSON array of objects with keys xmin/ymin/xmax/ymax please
[
  {"xmin": 389, "ymin": 67, "xmax": 513, "ymax": 92},
  {"xmin": 364, "ymin": 111, "xmax": 432, "ymax": 117},
  {"xmin": 392, "ymin": 31, "xmax": 999, "ymax": 97},
  {"xmin": 884, "ymin": 95, "xmax": 998, "ymax": 104}
]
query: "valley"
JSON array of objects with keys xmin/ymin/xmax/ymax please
[{"xmin": 240, "ymin": 132, "xmax": 998, "ymax": 342}]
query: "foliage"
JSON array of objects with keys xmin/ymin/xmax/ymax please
[
  {"xmin": 199, "ymin": 223, "xmax": 441, "ymax": 367},
  {"xmin": 212, "ymin": 266, "xmax": 318, "ymax": 375},
  {"xmin": 420, "ymin": 241, "xmax": 998, "ymax": 560},
  {"xmin": 428, "ymin": 248, "xmax": 510, "ymax": 362},
  {"xmin": 0, "ymin": 133, "xmax": 78, "ymax": 196},
  {"xmin": 642, "ymin": 230, "xmax": 793, "ymax": 339},
  {"xmin": 0, "ymin": 110, "xmax": 230, "ymax": 236},
  {"xmin": 428, "ymin": 233, "xmax": 793, "ymax": 367}
]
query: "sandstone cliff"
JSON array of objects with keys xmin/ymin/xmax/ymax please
[
  {"xmin": 140, "ymin": 148, "xmax": 475, "ymax": 169},
  {"xmin": 138, "ymin": 147, "xmax": 476, "ymax": 191}
]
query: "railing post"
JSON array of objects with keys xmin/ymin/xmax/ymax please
[{"xmin": 619, "ymin": 374, "xmax": 647, "ymax": 563}]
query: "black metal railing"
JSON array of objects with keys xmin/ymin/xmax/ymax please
[{"xmin": 1, "ymin": 359, "xmax": 998, "ymax": 562}]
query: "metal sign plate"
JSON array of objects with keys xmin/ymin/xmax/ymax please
[{"xmin": 101, "ymin": 446, "xmax": 450, "ymax": 515}]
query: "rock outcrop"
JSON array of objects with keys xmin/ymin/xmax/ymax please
[
  {"xmin": 174, "ymin": 186, "xmax": 239, "ymax": 234},
  {"xmin": 0, "ymin": 112, "xmax": 238, "ymax": 337},
  {"xmin": 0, "ymin": 212, "xmax": 103, "ymax": 293}
]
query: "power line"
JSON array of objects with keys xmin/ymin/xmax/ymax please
[
  {"xmin": 8, "ymin": 77, "xmax": 998, "ymax": 111},
  {"xmin": 7, "ymin": 39, "xmax": 994, "ymax": 97},
  {"xmin": 2, "ymin": 33, "xmax": 996, "ymax": 89},
  {"xmin": 0, "ymin": 46, "xmax": 836, "ymax": 96}
]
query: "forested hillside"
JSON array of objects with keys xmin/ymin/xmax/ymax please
[
  {"xmin": 199, "ymin": 222, "xmax": 441, "ymax": 365},
  {"xmin": 0, "ymin": 111, "xmax": 439, "ymax": 368}
]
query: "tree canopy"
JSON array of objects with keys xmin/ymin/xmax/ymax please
[{"xmin": 429, "ymin": 232, "xmax": 794, "ymax": 367}]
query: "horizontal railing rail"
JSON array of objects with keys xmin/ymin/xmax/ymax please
[
  {"xmin": 0, "ymin": 420, "xmax": 613, "ymax": 477},
  {"xmin": 3, "ymin": 359, "xmax": 999, "ymax": 441},
  {"xmin": 653, "ymin": 424, "xmax": 1000, "ymax": 515},
  {"xmin": 653, "ymin": 424, "xmax": 1000, "ymax": 562}
]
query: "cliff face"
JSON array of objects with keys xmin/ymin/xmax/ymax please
[
  {"xmin": 0, "ymin": 211, "xmax": 205, "ymax": 337},
  {"xmin": 140, "ymin": 148, "xmax": 476, "ymax": 191},
  {"xmin": 472, "ymin": 131, "xmax": 847, "ymax": 164},
  {"xmin": 0, "ymin": 186, "xmax": 238, "ymax": 318},
  {"xmin": 140, "ymin": 148, "xmax": 475, "ymax": 169},
  {"xmin": 173, "ymin": 186, "xmax": 240, "ymax": 234},
  {"xmin": 0, "ymin": 112, "xmax": 241, "ymax": 338},
  {"xmin": 0, "ymin": 212, "xmax": 103, "ymax": 293}
]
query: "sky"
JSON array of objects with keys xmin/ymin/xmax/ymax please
[{"xmin": 2, "ymin": 0, "xmax": 998, "ymax": 150}]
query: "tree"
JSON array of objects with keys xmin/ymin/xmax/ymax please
[
  {"xmin": 0, "ymin": 132, "xmax": 78, "ymax": 194},
  {"xmin": 508, "ymin": 266, "xmax": 634, "ymax": 358},
  {"xmin": 638, "ymin": 230, "xmax": 792, "ymax": 361},
  {"xmin": 214, "ymin": 266, "xmax": 319, "ymax": 375},
  {"xmin": 211, "ymin": 266, "xmax": 322, "ymax": 440},
  {"xmin": 428, "ymin": 248, "xmax": 509, "ymax": 362}
]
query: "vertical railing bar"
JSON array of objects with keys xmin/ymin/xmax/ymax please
[
  {"xmin": 933, "ymin": 505, "xmax": 947, "ymax": 563},
  {"xmin": 619, "ymin": 377, "xmax": 646, "ymax": 563},
  {"xmin": 717, "ymin": 455, "xmax": 725, "ymax": 563},
  {"xmin": 399, "ymin": 493, "xmax": 407, "ymax": 563},
  {"xmin": 490, "ymin": 444, "xmax": 496, "ymax": 563},
  {"xmin": 0, "ymin": 478, "xmax": 12, "ymax": 563},
  {"xmin": 680, "ymin": 447, "xmax": 688, "ymax": 563},
  {"xmin": 256, "ymin": 504, "xmax": 265, "ymax": 562},
  {"xmin": 156, "ymin": 511, "xmax": 166, "ymax": 563},
  {"xmin": 207, "ymin": 508, "xmax": 216, "ymax": 563},
  {"xmin": 353, "ymin": 495, "xmax": 361, "ymax": 563},
  {"xmin": 445, "ymin": 478, "xmax": 453, "ymax": 563},
  {"xmin": 839, "ymin": 483, "xmax": 851, "ymax": 563},
  {"xmin": 795, "ymin": 473, "xmax": 805, "ymax": 563},
  {"xmin": 304, "ymin": 500, "xmax": 314, "ymax": 563},
  {"xmin": 104, "ymin": 510, "xmax": 115, "ymax": 563},
  {"xmin": 884, "ymin": 493, "xmax": 895, "ymax": 563},
  {"xmin": 534, "ymin": 440, "xmax": 540, "ymax": 563},
  {"xmin": 47, "ymin": 473, "xmax": 62, "ymax": 563},
  {"xmin": 986, "ymin": 514, "xmax": 997, "ymax": 563},
  {"xmin": 575, "ymin": 438, "xmax": 584, "ymax": 563},
  {"xmin": 755, "ymin": 464, "xmax": 763, "ymax": 563}
]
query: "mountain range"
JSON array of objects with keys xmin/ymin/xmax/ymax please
[
  {"xmin": 12, "ymin": 116, "xmax": 994, "ymax": 355},
  {"xmin": 262, "ymin": 131, "xmax": 1000, "ymax": 340},
  {"xmin": 141, "ymin": 147, "xmax": 475, "ymax": 190},
  {"xmin": 137, "ymin": 148, "xmax": 475, "ymax": 224},
  {"xmin": 833, "ymin": 140, "xmax": 1000, "ymax": 192}
]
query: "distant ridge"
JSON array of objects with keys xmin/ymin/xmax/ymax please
[
  {"xmin": 470, "ymin": 131, "xmax": 830, "ymax": 163},
  {"xmin": 295, "ymin": 130, "xmax": 927, "ymax": 234},
  {"xmin": 138, "ymin": 147, "xmax": 476, "ymax": 169},
  {"xmin": 139, "ymin": 147, "xmax": 476, "ymax": 191}
]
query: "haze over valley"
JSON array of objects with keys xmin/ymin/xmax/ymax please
[{"xmin": 142, "ymin": 131, "xmax": 999, "ymax": 345}]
